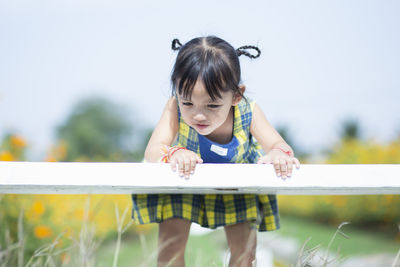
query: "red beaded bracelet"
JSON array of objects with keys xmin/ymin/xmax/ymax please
[
  {"xmin": 272, "ymin": 147, "xmax": 293, "ymax": 157},
  {"xmin": 161, "ymin": 146, "xmax": 188, "ymax": 163}
]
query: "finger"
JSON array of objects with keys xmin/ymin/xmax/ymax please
[
  {"xmin": 177, "ymin": 158, "xmax": 185, "ymax": 177},
  {"xmin": 280, "ymin": 158, "xmax": 287, "ymax": 178},
  {"xmin": 170, "ymin": 158, "xmax": 177, "ymax": 172},
  {"xmin": 183, "ymin": 158, "xmax": 192, "ymax": 178},
  {"xmin": 287, "ymin": 160, "xmax": 293, "ymax": 177},
  {"xmin": 273, "ymin": 159, "xmax": 281, "ymax": 177},
  {"xmin": 190, "ymin": 157, "xmax": 197, "ymax": 174},
  {"xmin": 196, "ymin": 156, "xmax": 203, "ymax": 164},
  {"xmin": 293, "ymin": 157, "xmax": 301, "ymax": 169}
]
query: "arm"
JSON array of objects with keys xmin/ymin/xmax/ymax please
[
  {"xmin": 250, "ymin": 103, "xmax": 300, "ymax": 178},
  {"xmin": 144, "ymin": 97, "xmax": 179, "ymax": 162},
  {"xmin": 250, "ymin": 103, "xmax": 289, "ymax": 153},
  {"xmin": 144, "ymin": 97, "xmax": 202, "ymax": 178}
]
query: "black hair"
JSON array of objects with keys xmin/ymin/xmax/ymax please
[{"xmin": 171, "ymin": 36, "xmax": 260, "ymax": 101}]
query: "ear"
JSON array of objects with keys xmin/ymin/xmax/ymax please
[{"xmin": 232, "ymin": 85, "xmax": 246, "ymax": 106}]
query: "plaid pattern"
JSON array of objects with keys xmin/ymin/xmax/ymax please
[{"xmin": 131, "ymin": 99, "xmax": 279, "ymax": 231}]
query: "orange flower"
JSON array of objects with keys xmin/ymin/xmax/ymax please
[
  {"xmin": 45, "ymin": 141, "xmax": 68, "ymax": 162},
  {"xmin": 45, "ymin": 156, "xmax": 57, "ymax": 162},
  {"xmin": 10, "ymin": 135, "xmax": 26, "ymax": 148},
  {"xmin": 34, "ymin": 225, "xmax": 53, "ymax": 239},
  {"xmin": 0, "ymin": 151, "xmax": 14, "ymax": 161},
  {"xmin": 57, "ymin": 141, "xmax": 67, "ymax": 159},
  {"xmin": 32, "ymin": 201, "xmax": 45, "ymax": 216}
]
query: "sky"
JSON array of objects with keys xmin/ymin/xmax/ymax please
[{"xmin": 1, "ymin": 0, "xmax": 399, "ymax": 160}]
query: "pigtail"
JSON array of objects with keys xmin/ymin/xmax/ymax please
[
  {"xmin": 236, "ymin": 45, "xmax": 261, "ymax": 59},
  {"xmin": 171, "ymin": 39, "xmax": 183, "ymax": 51}
]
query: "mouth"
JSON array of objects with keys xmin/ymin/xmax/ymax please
[{"xmin": 194, "ymin": 123, "xmax": 209, "ymax": 130}]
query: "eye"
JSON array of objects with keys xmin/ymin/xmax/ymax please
[
  {"xmin": 208, "ymin": 104, "xmax": 221, "ymax": 109},
  {"xmin": 182, "ymin": 102, "xmax": 193, "ymax": 106}
]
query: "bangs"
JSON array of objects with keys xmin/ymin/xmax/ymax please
[
  {"xmin": 171, "ymin": 36, "xmax": 242, "ymax": 101},
  {"xmin": 173, "ymin": 50, "xmax": 238, "ymax": 101}
]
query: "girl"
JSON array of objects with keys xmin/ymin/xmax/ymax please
[{"xmin": 132, "ymin": 36, "xmax": 300, "ymax": 267}]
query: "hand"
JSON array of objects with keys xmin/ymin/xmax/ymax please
[
  {"xmin": 257, "ymin": 150, "xmax": 300, "ymax": 179},
  {"xmin": 169, "ymin": 149, "xmax": 203, "ymax": 179}
]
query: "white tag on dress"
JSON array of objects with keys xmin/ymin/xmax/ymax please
[{"xmin": 210, "ymin": 144, "xmax": 228, "ymax": 156}]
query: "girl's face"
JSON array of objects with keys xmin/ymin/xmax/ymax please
[{"xmin": 177, "ymin": 80, "xmax": 243, "ymax": 136}]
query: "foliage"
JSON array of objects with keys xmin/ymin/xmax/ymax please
[
  {"xmin": 0, "ymin": 133, "xmax": 27, "ymax": 161},
  {"xmin": 0, "ymin": 107, "xmax": 154, "ymax": 263},
  {"xmin": 56, "ymin": 97, "xmax": 142, "ymax": 162},
  {"xmin": 279, "ymin": 137, "xmax": 400, "ymax": 234},
  {"xmin": 279, "ymin": 215, "xmax": 400, "ymax": 257},
  {"xmin": 0, "ymin": 194, "xmax": 155, "ymax": 263},
  {"xmin": 0, "ymin": 195, "xmax": 150, "ymax": 267},
  {"xmin": 326, "ymin": 138, "xmax": 400, "ymax": 164},
  {"xmin": 339, "ymin": 118, "xmax": 361, "ymax": 141}
]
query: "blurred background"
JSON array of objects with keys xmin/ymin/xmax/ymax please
[{"xmin": 1, "ymin": 0, "xmax": 399, "ymax": 266}]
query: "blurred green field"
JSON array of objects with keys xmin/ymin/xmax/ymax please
[
  {"xmin": 279, "ymin": 215, "xmax": 400, "ymax": 257},
  {"xmin": 97, "ymin": 227, "xmax": 225, "ymax": 267},
  {"xmin": 95, "ymin": 214, "xmax": 399, "ymax": 266}
]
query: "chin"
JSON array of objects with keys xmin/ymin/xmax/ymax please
[
  {"xmin": 195, "ymin": 129, "xmax": 212, "ymax": 135},
  {"xmin": 193, "ymin": 126, "xmax": 213, "ymax": 135}
]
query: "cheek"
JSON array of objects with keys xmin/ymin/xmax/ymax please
[
  {"xmin": 179, "ymin": 108, "xmax": 194, "ymax": 124},
  {"xmin": 214, "ymin": 107, "xmax": 231, "ymax": 122},
  {"xmin": 180, "ymin": 110, "xmax": 190, "ymax": 121},
  {"xmin": 221, "ymin": 105, "xmax": 233, "ymax": 116}
]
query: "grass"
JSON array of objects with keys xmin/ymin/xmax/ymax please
[
  {"xmin": 279, "ymin": 214, "xmax": 400, "ymax": 257},
  {"xmin": 1, "ymin": 195, "xmax": 398, "ymax": 267},
  {"xmin": 97, "ymin": 233, "xmax": 158, "ymax": 267},
  {"xmin": 98, "ymin": 215, "xmax": 400, "ymax": 266},
  {"xmin": 0, "ymin": 195, "xmax": 226, "ymax": 267},
  {"xmin": 97, "ymin": 228, "xmax": 225, "ymax": 267}
]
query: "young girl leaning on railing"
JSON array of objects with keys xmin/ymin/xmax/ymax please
[{"xmin": 131, "ymin": 36, "xmax": 300, "ymax": 267}]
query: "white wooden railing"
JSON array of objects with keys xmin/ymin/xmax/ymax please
[{"xmin": 0, "ymin": 162, "xmax": 399, "ymax": 195}]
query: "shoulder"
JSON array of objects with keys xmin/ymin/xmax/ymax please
[
  {"xmin": 161, "ymin": 97, "xmax": 178, "ymax": 117},
  {"xmin": 233, "ymin": 98, "xmax": 256, "ymax": 131},
  {"xmin": 166, "ymin": 97, "xmax": 177, "ymax": 109},
  {"xmin": 236, "ymin": 97, "xmax": 256, "ymax": 115},
  {"xmin": 157, "ymin": 97, "xmax": 178, "ymax": 128}
]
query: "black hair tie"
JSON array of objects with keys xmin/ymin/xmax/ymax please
[
  {"xmin": 236, "ymin": 45, "xmax": 261, "ymax": 59},
  {"xmin": 172, "ymin": 39, "xmax": 183, "ymax": 51}
]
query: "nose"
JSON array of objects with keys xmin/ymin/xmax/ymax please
[{"xmin": 193, "ymin": 111, "xmax": 206, "ymax": 122}]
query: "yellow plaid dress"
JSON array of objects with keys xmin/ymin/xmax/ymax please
[{"xmin": 131, "ymin": 99, "xmax": 279, "ymax": 231}]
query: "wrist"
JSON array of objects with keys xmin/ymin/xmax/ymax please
[
  {"xmin": 161, "ymin": 146, "xmax": 188, "ymax": 162},
  {"xmin": 271, "ymin": 143, "xmax": 293, "ymax": 157}
]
